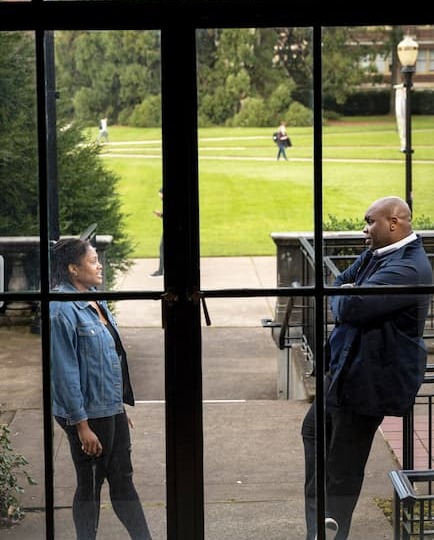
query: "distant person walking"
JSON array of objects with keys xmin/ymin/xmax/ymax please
[
  {"xmin": 275, "ymin": 121, "xmax": 290, "ymax": 161},
  {"xmin": 97, "ymin": 118, "xmax": 109, "ymax": 143},
  {"xmin": 149, "ymin": 187, "xmax": 164, "ymax": 278}
]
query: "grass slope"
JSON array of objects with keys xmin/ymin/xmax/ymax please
[{"xmin": 94, "ymin": 116, "xmax": 434, "ymax": 257}]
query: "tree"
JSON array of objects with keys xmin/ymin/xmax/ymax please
[
  {"xmin": 0, "ymin": 32, "xmax": 39, "ymax": 236},
  {"xmin": 272, "ymin": 27, "xmax": 313, "ymax": 108},
  {"xmin": 0, "ymin": 31, "xmax": 133, "ymax": 286},
  {"xmin": 55, "ymin": 30, "xmax": 161, "ymax": 126},
  {"xmin": 383, "ymin": 25, "xmax": 406, "ymax": 114},
  {"xmin": 322, "ymin": 27, "xmax": 380, "ymax": 106},
  {"xmin": 55, "ymin": 27, "xmax": 400, "ymax": 128}
]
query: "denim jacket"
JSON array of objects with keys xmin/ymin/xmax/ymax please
[{"xmin": 50, "ymin": 282, "xmax": 131, "ymax": 425}]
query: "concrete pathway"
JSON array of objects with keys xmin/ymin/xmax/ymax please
[
  {"xmin": 114, "ymin": 256, "xmax": 277, "ymax": 327},
  {"xmin": 0, "ymin": 257, "xmax": 400, "ymax": 539}
]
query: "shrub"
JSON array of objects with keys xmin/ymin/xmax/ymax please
[
  {"xmin": 324, "ymin": 214, "xmax": 434, "ymax": 232},
  {"xmin": 230, "ymin": 97, "xmax": 270, "ymax": 127},
  {"xmin": 129, "ymin": 95, "xmax": 161, "ymax": 127},
  {"xmin": 285, "ymin": 101, "xmax": 313, "ymax": 127},
  {"xmin": 0, "ymin": 423, "xmax": 36, "ymax": 527},
  {"xmin": 323, "ymin": 215, "xmax": 365, "ymax": 231}
]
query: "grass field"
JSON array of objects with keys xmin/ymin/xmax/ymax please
[{"xmin": 91, "ymin": 116, "xmax": 434, "ymax": 257}]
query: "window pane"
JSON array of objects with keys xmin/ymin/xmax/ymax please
[
  {"xmin": 196, "ymin": 26, "xmax": 314, "ymax": 538},
  {"xmin": 51, "ymin": 300, "xmax": 166, "ymax": 538},
  {"xmin": 0, "ymin": 325, "xmax": 44, "ymax": 536},
  {"xmin": 0, "ymin": 31, "xmax": 40, "ymax": 296},
  {"xmin": 0, "ymin": 30, "xmax": 44, "ymax": 536},
  {"xmin": 196, "ymin": 27, "xmax": 314, "ymax": 289},
  {"xmin": 49, "ymin": 30, "xmax": 162, "ymax": 293}
]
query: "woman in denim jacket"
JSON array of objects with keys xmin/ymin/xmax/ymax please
[{"xmin": 50, "ymin": 238, "xmax": 152, "ymax": 540}]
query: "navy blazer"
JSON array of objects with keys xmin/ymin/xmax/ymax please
[{"xmin": 326, "ymin": 236, "xmax": 433, "ymax": 417}]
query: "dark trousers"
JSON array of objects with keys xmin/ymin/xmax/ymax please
[
  {"xmin": 157, "ymin": 236, "xmax": 164, "ymax": 273},
  {"xmin": 56, "ymin": 412, "xmax": 152, "ymax": 540},
  {"xmin": 277, "ymin": 143, "xmax": 288, "ymax": 160},
  {"xmin": 301, "ymin": 379, "xmax": 383, "ymax": 540}
]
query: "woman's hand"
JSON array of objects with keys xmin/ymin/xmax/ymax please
[
  {"xmin": 127, "ymin": 412, "xmax": 135, "ymax": 429},
  {"xmin": 76, "ymin": 420, "xmax": 103, "ymax": 457}
]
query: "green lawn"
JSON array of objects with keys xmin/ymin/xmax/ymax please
[{"xmin": 94, "ymin": 116, "xmax": 434, "ymax": 258}]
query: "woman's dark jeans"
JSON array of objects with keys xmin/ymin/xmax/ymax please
[{"xmin": 56, "ymin": 411, "xmax": 152, "ymax": 540}]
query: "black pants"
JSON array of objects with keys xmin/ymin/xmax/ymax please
[
  {"xmin": 301, "ymin": 379, "xmax": 383, "ymax": 540},
  {"xmin": 157, "ymin": 236, "xmax": 164, "ymax": 273},
  {"xmin": 56, "ymin": 412, "xmax": 152, "ymax": 540}
]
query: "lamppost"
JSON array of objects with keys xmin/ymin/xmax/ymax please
[
  {"xmin": 397, "ymin": 35, "xmax": 419, "ymax": 470},
  {"xmin": 397, "ymin": 35, "xmax": 419, "ymax": 213}
]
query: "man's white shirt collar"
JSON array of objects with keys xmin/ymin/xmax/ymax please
[{"xmin": 373, "ymin": 231, "xmax": 417, "ymax": 257}]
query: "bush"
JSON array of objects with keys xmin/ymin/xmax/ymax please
[
  {"xmin": 413, "ymin": 215, "xmax": 434, "ymax": 230},
  {"xmin": 323, "ymin": 214, "xmax": 365, "ymax": 231},
  {"xmin": 285, "ymin": 101, "xmax": 313, "ymax": 127},
  {"xmin": 324, "ymin": 214, "xmax": 434, "ymax": 232},
  {"xmin": 129, "ymin": 95, "xmax": 161, "ymax": 127},
  {"xmin": 337, "ymin": 90, "xmax": 390, "ymax": 116},
  {"xmin": 413, "ymin": 89, "xmax": 434, "ymax": 115},
  {"xmin": 230, "ymin": 97, "xmax": 270, "ymax": 127},
  {"xmin": 0, "ymin": 423, "xmax": 36, "ymax": 527},
  {"xmin": 267, "ymin": 81, "xmax": 296, "ymax": 125}
]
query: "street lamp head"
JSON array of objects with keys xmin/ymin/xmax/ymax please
[{"xmin": 397, "ymin": 35, "xmax": 419, "ymax": 71}]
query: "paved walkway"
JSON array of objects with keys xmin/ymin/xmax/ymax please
[
  {"xmin": 114, "ymin": 256, "xmax": 277, "ymax": 327},
  {"xmin": 0, "ymin": 257, "xmax": 411, "ymax": 539}
]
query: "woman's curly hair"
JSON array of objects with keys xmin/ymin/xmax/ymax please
[{"xmin": 50, "ymin": 238, "xmax": 90, "ymax": 287}]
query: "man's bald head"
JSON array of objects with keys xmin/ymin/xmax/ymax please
[{"xmin": 363, "ymin": 196, "xmax": 413, "ymax": 250}]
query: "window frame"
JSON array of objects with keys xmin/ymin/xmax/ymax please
[{"xmin": 1, "ymin": 4, "xmax": 433, "ymax": 540}]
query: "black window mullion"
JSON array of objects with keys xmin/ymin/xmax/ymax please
[
  {"xmin": 161, "ymin": 24, "xmax": 204, "ymax": 540},
  {"xmin": 313, "ymin": 24, "xmax": 327, "ymax": 540},
  {"xmin": 35, "ymin": 29, "xmax": 55, "ymax": 540}
]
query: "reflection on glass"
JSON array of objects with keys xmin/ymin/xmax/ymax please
[
  {"xmin": 196, "ymin": 26, "xmax": 314, "ymax": 538},
  {"xmin": 0, "ymin": 30, "xmax": 43, "ymax": 534},
  {"xmin": 202, "ymin": 308, "xmax": 304, "ymax": 538}
]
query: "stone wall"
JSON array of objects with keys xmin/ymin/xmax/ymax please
[{"xmin": 0, "ymin": 235, "xmax": 112, "ymax": 326}]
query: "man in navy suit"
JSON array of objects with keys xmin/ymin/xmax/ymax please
[{"xmin": 302, "ymin": 196, "xmax": 433, "ymax": 540}]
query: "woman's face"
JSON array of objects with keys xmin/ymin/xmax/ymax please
[{"xmin": 69, "ymin": 245, "xmax": 103, "ymax": 291}]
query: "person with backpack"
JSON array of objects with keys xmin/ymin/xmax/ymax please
[{"xmin": 274, "ymin": 121, "xmax": 290, "ymax": 161}]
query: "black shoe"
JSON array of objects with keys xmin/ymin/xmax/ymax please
[{"xmin": 148, "ymin": 271, "xmax": 163, "ymax": 277}]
